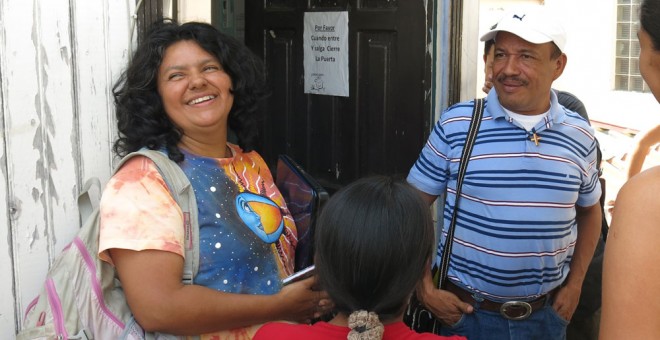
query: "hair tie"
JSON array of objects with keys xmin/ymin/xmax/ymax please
[{"xmin": 347, "ymin": 310, "xmax": 384, "ymax": 340}]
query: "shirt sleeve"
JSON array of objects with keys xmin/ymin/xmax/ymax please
[
  {"xmin": 99, "ymin": 156, "xmax": 184, "ymax": 265},
  {"xmin": 577, "ymin": 138, "xmax": 603, "ymax": 208},
  {"xmin": 407, "ymin": 120, "xmax": 452, "ymax": 196}
]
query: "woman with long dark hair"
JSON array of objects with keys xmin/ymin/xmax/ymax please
[{"xmin": 255, "ymin": 176, "xmax": 465, "ymax": 340}]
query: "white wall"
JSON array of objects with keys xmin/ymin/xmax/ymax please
[
  {"xmin": 461, "ymin": 0, "xmax": 482, "ymax": 102},
  {"xmin": 549, "ymin": 0, "xmax": 659, "ymax": 131},
  {"xmin": 0, "ymin": 0, "xmax": 133, "ymax": 337}
]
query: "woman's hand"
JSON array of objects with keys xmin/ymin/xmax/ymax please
[
  {"xmin": 277, "ymin": 276, "xmax": 333, "ymax": 324},
  {"xmin": 112, "ymin": 248, "xmax": 333, "ymax": 334}
]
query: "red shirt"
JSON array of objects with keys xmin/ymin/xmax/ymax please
[{"xmin": 254, "ymin": 321, "xmax": 466, "ymax": 340}]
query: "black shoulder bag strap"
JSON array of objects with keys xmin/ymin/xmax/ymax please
[{"xmin": 437, "ymin": 98, "xmax": 485, "ymax": 289}]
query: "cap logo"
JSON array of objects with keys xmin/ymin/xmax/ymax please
[{"xmin": 513, "ymin": 14, "xmax": 526, "ymax": 21}]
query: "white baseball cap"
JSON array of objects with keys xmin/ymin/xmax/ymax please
[{"xmin": 480, "ymin": 7, "xmax": 567, "ymax": 52}]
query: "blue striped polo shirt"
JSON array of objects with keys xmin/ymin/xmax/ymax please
[{"xmin": 407, "ymin": 89, "xmax": 601, "ymax": 301}]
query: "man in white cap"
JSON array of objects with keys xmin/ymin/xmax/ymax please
[{"xmin": 407, "ymin": 7, "xmax": 602, "ymax": 340}]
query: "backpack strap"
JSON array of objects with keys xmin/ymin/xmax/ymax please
[
  {"xmin": 77, "ymin": 177, "xmax": 102, "ymax": 226},
  {"xmin": 114, "ymin": 149, "xmax": 200, "ymax": 284}
]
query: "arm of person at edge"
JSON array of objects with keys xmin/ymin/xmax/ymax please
[
  {"xmin": 608, "ymin": 125, "xmax": 660, "ymax": 215},
  {"xmin": 551, "ymin": 202, "xmax": 602, "ymax": 321},
  {"xmin": 414, "ymin": 190, "xmax": 475, "ymax": 326},
  {"xmin": 482, "ymin": 69, "xmax": 494, "ymax": 95},
  {"xmin": 110, "ymin": 248, "xmax": 332, "ymax": 335},
  {"xmin": 625, "ymin": 123, "xmax": 660, "ymax": 180},
  {"xmin": 600, "ymin": 167, "xmax": 660, "ymax": 339}
]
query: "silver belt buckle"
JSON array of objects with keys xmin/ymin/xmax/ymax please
[{"xmin": 500, "ymin": 301, "xmax": 533, "ymax": 320}]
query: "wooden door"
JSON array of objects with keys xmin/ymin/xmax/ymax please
[
  {"xmin": 1, "ymin": 1, "xmax": 133, "ymax": 336},
  {"xmin": 245, "ymin": 0, "xmax": 432, "ymax": 192}
]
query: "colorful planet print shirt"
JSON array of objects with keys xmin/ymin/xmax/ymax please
[{"xmin": 99, "ymin": 144, "xmax": 297, "ymax": 338}]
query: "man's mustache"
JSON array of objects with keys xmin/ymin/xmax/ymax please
[{"xmin": 496, "ymin": 76, "xmax": 528, "ymax": 87}]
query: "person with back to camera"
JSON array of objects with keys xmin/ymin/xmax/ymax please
[
  {"xmin": 254, "ymin": 176, "xmax": 466, "ymax": 340},
  {"xmin": 600, "ymin": 0, "xmax": 660, "ymax": 338},
  {"xmin": 100, "ymin": 19, "xmax": 331, "ymax": 339},
  {"xmin": 407, "ymin": 6, "xmax": 602, "ymax": 340}
]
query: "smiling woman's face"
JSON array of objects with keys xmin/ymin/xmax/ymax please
[
  {"xmin": 157, "ymin": 40, "xmax": 234, "ymax": 136},
  {"xmin": 638, "ymin": 27, "xmax": 660, "ymax": 103}
]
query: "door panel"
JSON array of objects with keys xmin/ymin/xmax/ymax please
[
  {"xmin": 246, "ymin": 0, "xmax": 431, "ymax": 192},
  {"xmin": 262, "ymin": 28, "xmax": 297, "ymax": 161},
  {"xmin": 356, "ymin": 31, "xmax": 395, "ymax": 177}
]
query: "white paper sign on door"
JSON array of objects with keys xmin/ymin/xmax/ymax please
[{"xmin": 303, "ymin": 11, "xmax": 349, "ymax": 97}]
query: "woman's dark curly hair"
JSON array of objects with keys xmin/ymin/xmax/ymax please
[{"xmin": 112, "ymin": 19, "xmax": 267, "ymax": 162}]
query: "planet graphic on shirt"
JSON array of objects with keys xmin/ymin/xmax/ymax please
[{"xmin": 236, "ymin": 192, "xmax": 284, "ymax": 243}]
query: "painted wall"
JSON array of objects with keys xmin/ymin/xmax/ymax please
[{"xmin": 0, "ymin": 0, "xmax": 133, "ymax": 337}]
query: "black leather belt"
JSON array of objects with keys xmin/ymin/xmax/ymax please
[{"xmin": 445, "ymin": 281, "xmax": 558, "ymax": 320}]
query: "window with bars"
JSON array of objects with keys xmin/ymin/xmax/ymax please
[{"xmin": 615, "ymin": 0, "xmax": 650, "ymax": 92}]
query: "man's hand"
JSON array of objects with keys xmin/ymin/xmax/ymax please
[
  {"xmin": 553, "ymin": 202, "xmax": 601, "ymax": 322},
  {"xmin": 551, "ymin": 283, "xmax": 581, "ymax": 322},
  {"xmin": 417, "ymin": 269, "xmax": 474, "ymax": 326}
]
